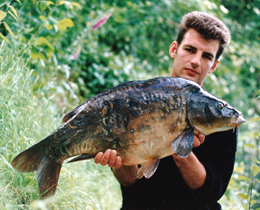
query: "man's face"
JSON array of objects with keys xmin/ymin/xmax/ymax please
[{"xmin": 169, "ymin": 28, "xmax": 220, "ymax": 86}]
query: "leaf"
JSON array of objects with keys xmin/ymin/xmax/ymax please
[
  {"xmin": 8, "ymin": 11, "xmax": 18, "ymax": 21},
  {"xmin": 244, "ymin": 143, "xmax": 255, "ymax": 149},
  {"xmin": 250, "ymin": 165, "xmax": 259, "ymax": 177},
  {"xmin": 59, "ymin": 1, "xmax": 70, "ymax": 8},
  {"xmin": 56, "ymin": 18, "xmax": 74, "ymax": 31},
  {"xmin": 237, "ymin": 193, "xmax": 249, "ymax": 200},
  {"xmin": 3, "ymin": 22, "xmax": 15, "ymax": 37},
  {"xmin": 9, "ymin": 6, "xmax": 18, "ymax": 19},
  {"xmin": 37, "ymin": 37, "xmax": 55, "ymax": 51},
  {"xmin": 39, "ymin": 15, "xmax": 47, "ymax": 20},
  {"xmin": 0, "ymin": 10, "xmax": 6, "ymax": 21},
  {"xmin": 236, "ymin": 176, "xmax": 250, "ymax": 181},
  {"xmin": 71, "ymin": 2, "xmax": 81, "ymax": 9},
  {"xmin": 46, "ymin": 1, "xmax": 55, "ymax": 6},
  {"xmin": 0, "ymin": 32, "xmax": 10, "ymax": 43},
  {"xmin": 45, "ymin": 24, "xmax": 53, "ymax": 30},
  {"xmin": 16, "ymin": 0, "xmax": 21, "ymax": 4},
  {"xmin": 250, "ymin": 199, "xmax": 256, "ymax": 205},
  {"xmin": 256, "ymin": 178, "xmax": 260, "ymax": 184},
  {"xmin": 31, "ymin": 52, "xmax": 45, "ymax": 60},
  {"xmin": 250, "ymin": 116, "xmax": 260, "ymax": 122},
  {"xmin": 39, "ymin": 2, "xmax": 47, "ymax": 11},
  {"xmin": 0, "ymin": 56, "xmax": 3, "ymax": 61},
  {"xmin": 253, "ymin": 131, "xmax": 259, "ymax": 138},
  {"xmin": 145, "ymin": 1, "xmax": 152, "ymax": 6}
]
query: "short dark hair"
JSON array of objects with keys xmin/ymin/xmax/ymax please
[{"xmin": 176, "ymin": 11, "xmax": 231, "ymax": 60}]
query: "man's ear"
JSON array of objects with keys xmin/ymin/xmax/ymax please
[
  {"xmin": 209, "ymin": 60, "xmax": 220, "ymax": 74},
  {"xmin": 169, "ymin": 41, "xmax": 178, "ymax": 59}
]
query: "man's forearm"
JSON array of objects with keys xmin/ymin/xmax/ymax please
[
  {"xmin": 172, "ymin": 152, "xmax": 206, "ymax": 190},
  {"xmin": 112, "ymin": 165, "xmax": 138, "ymax": 187}
]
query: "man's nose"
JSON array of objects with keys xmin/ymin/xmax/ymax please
[{"xmin": 191, "ymin": 53, "xmax": 201, "ymax": 68}]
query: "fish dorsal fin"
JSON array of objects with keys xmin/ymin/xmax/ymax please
[
  {"xmin": 171, "ymin": 127, "xmax": 194, "ymax": 158},
  {"xmin": 67, "ymin": 153, "xmax": 95, "ymax": 163},
  {"xmin": 137, "ymin": 159, "xmax": 160, "ymax": 179}
]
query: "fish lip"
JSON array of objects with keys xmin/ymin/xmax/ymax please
[{"xmin": 231, "ymin": 115, "xmax": 246, "ymax": 127}]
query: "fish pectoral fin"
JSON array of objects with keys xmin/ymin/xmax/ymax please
[
  {"xmin": 137, "ymin": 167, "xmax": 144, "ymax": 179},
  {"xmin": 67, "ymin": 153, "xmax": 95, "ymax": 163},
  {"xmin": 171, "ymin": 127, "xmax": 194, "ymax": 158},
  {"xmin": 137, "ymin": 159, "xmax": 160, "ymax": 179}
]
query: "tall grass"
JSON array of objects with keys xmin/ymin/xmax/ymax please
[{"xmin": 0, "ymin": 39, "xmax": 121, "ymax": 209}]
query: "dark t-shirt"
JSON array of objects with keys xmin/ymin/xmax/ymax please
[{"xmin": 120, "ymin": 129, "xmax": 238, "ymax": 210}]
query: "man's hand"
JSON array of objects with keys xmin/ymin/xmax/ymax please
[
  {"xmin": 94, "ymin": 149, "xmax": 122, "ymax": 168},
  {"xmin": 94, "ymin": 149, "xmax": 138, "ymax": 186},
  {"xmin": 193, "ymin": 133, "xmax": 205, "ymax": 148}
]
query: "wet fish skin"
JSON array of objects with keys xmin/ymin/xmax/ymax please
[{"xmin": 11, "ymin": 77, "xmax": 245, "ymax": 198}]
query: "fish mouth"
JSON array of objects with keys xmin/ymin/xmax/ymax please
[{"xmin": 230, "ymin": 115, "xmax": 246, "ymax": 132}]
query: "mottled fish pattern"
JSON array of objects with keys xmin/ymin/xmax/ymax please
[{"xmin": 11, "ymin": 77, "xmax": 245, "ymax": 198}]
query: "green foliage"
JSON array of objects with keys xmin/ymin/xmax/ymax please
[
  {"xmin": 222, "ymin": 116, "xmax": 260, "ymax": 209},
  {"xmin": 0, "ymin": 2, "xmax": 122, "ymax": 209},
  {"xmin": 0, "ymin": 0, "xmax": 20, "ymax": 43}
]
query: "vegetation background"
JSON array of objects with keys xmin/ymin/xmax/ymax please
[{"xmin": 0, "ymin": 0, "xmax": 259, "ymax": 209}]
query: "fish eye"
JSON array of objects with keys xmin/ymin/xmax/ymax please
[{"xmin": 217, "ymin": 103, "xmax": 224, "ymax": 110}]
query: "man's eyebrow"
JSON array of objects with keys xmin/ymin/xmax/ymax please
[
  {"xmin": 184, "ymin": 44, "xmax": 214, "ymax": 59},
  {"xmin": 184, "ymin": 44, "xmax": 197, "ymax": 50},
  {"xmin": 203, "ymin": 52, "xmax": 214, "ymax": 59}
]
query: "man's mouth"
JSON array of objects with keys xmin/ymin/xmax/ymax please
[{"xmin": 185, "ymin": 68, "xmax": 199, "ymax": 75}]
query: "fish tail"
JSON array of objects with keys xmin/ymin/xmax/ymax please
[{"xmin": 11, "ymin": 137, "xmax": 62, "ymax": 198}]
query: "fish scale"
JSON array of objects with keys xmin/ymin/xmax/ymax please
[{"xmin": 11, "ymin": 77, "xmax": 245, "ymax": 198}]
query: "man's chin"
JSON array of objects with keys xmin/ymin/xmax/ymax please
[
  {"xmin": 171, "ymin": 72, "xmax": 202, "ymax": 85},
  {"xmin": 181, "ymin": 75, "xmax": 198, "ymax": 83}
]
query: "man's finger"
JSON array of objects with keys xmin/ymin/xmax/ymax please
[
  {"xmin": 108, "ymin": 150, "xmax": 117, "ymax": 168},
  {"xmin": 94, "ymin": 151, "xmax": 103, "ymax": 164},
  {"xmin": 198, "ymin": 133, "xmax": 205, "ymax": 144},
  {"xmin": 115, "ymin": 156, "xmax": 123, "ymax": 169},
  {"xmin": 193, "ymin": 137, "xmax": 200, "ymax": 148},
  {"xmin": 100, "ymin": 149, "xmax": 111, "ymax": 166}
]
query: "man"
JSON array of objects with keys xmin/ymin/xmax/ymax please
[{"xmin": 94, "ymin": 11, "xmax": 237, "ymax": 209}]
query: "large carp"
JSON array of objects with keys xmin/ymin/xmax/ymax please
[{"xmin": 11, "ymin": 77, "xmax": 245, "ymax": 198}]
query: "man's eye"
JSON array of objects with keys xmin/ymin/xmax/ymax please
[
  {"xmin": 203, "ymin": 55, "xmax": 212, "ymax": 60},
  {"xmin": 185, "ymin": 48, "xmax": 194, "ymax": 53}
]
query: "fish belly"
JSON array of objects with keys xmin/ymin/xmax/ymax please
[{"xmin": 115, "ymin": 110, "xmax": 188, "ymax": 165}]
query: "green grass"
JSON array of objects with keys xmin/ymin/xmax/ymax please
[{"xmin": 0, "ymin": 41, "xmax": 122, "ymax": 209}]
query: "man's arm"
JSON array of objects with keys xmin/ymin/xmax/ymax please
[
  {"xmin": 172, "ymin": 152, "xmax": 206, "ymax": 190},
  {"xmin": 172, "ymin": 133, "xmax": 206, "ymax": 190},
  {"xmin": 112, "ymin": 165, "xmax": 138, "ymax": 187}
]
